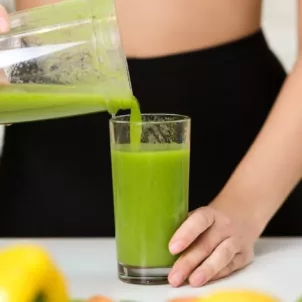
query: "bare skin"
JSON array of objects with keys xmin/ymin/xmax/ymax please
[
  {"xmin": 0, "ymin": 5, "xmax": 9, "ymax": 83},
  {"xmin": 1, "ymin": 0, "xmax": 302, "ymax": 289},
  {"xmin": 114, "ymin": 0, "xmax": 261, "ymax": 57},
  {"xmin": 17, "ymin": 0, "xmax": 262, "ymax": 57}
]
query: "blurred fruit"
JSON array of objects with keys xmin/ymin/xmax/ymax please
[
  {"xmin": 168, "ymin": 289, "xmax": 280, "ymax": 302},
  {"xmin": 169, "ymin": 298, "xmax": 203, "ymax": 302},
  {"xmin": 0, "ymin": 244, "xmax": 68, "ymax": 302},
  {"xmin": 87, "ymin": 296, "xmax": 113, "ymax": 302},
  {"xmin": 205, "ymin": 290, "xmax": 279, "ymax": 302}
]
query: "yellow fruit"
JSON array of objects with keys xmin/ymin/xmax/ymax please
[
  {"xmin": 168, "ymin": 298, "xmax": 204, "ymax": 302},
  {"xmin": 204, "ymin": 290, "xmax": 280, "ymax": 302},
  {"xmin": 0, "ymin": 244, "xmax": 68, "ymax": 302}
]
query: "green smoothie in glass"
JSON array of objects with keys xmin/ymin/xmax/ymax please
[{"xmin": 110, "ymin": 114, "xmax": 190, "ymax": 285}]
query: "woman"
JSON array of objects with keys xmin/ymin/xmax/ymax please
[{"xmin": 0, "ymin": 0, "xmax": 301, "ymax": 288}]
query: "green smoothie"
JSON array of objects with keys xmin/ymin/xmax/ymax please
[
  {"xmin": 0, "ymin": 84, "xmax": 139, "ymax": 124},
  {"xmin": 111, "ymin": 143, "xmax": 189, "ymax": 267}
]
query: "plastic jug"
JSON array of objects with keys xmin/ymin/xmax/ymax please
[{"xmin": 0, "ymin": 0, "xmax": 134, "ymax": 124}]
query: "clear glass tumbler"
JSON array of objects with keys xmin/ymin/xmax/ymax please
[
  {"xmin": 0, "ymin": 0, "xmax": 132, "ymax": 123},
  {"xmin": 110, "ymin": 114, "xmax": 191, "ymax": 284}
]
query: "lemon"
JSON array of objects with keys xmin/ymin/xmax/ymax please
[{"xmin": 204, "ymin": 290, "xmax": 279, "ymax": 302}]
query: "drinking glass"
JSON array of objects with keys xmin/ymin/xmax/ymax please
[
  {"xmin": 0, "ymin": 0, "xmax": 132, "ymax": 123},
  {"xmin": 110, "ymin": 113, "xmax": 191, "ymax": 284}
]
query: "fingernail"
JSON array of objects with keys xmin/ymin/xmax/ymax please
[
  {"xmin": 190, "ymin": 272, "xmax": 206, "ymax": 287},
  {"xmin": 169, "ymin": 241, "xmax": 183, "ymax": 254},
  {"xmin": 169, "ymin": 271, "xmax": 184, "ymax": 287},
  {"xmin": 0, "ymin": 17, "xmax": 9, "ymax": 32}
]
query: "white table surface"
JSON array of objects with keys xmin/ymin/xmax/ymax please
[{"xmin": 0, "ymin": 238, "xmax": 300, "ymax": 302}]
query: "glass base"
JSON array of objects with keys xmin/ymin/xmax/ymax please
[{"xmin": 118, "ymin": 262, "xmax": 171, "ymax": 285}]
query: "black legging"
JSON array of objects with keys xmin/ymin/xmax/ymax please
[{"xmin": 0, "ymin": 30, "xmax": 300, "ymax": 236}]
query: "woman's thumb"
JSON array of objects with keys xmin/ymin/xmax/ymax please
[{"xmin": 0, "ymin": 5, "xmax": 9, "ymax": 33}]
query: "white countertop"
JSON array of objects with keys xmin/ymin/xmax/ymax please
[{"xmin": 0, "ymin": 238, "xmax": 300, "ymax": 302}]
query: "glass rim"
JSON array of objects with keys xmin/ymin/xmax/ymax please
[{"xmin": 110, "ymin": 113, "xmax": 191, "ymax": 125}]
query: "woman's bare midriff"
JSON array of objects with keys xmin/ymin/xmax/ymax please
[
  {"xmin": 17, "ymin": 0, "xmax": 262, "ymax": 58},
  {"xmin": 115, "ymin": 0, "xmax": 262, "ymax": 58}
]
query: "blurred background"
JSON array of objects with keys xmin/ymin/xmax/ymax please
[
  {"xmin": 263, "ymin": 0, "xmax": 297, "ymax": 71},
  {"xmin": 0, "ymin": 0, "xmax": 298, "ymax": 153}
]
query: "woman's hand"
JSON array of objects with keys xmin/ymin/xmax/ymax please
[
  {"xmin": 0, "ymin": 5, "xmax": 9, "ymax": 33},
  {"xmin": 168, "ymin": 199, "xmax": 263, "ymax": 288},
  {"xmin": 0, "ymin": 6, "xmax": 12, "ymax": 125},
  {"xmin": 0, "ymin": 5, "xmax": 9, "ymax": 84}
]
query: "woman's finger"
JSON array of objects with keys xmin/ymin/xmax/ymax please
[
  {"xmin": 0, "ymin": 5, "xmax": 10, "ymax": 84},
  {"xmin": 168, "ymin": 224, "xmax": 229, "ymax": 287},
  {"xmin": 0, "ymin": 7, "xmax": 12, "ymax": 126},
  {"xmin": 0, "ymin": 5, "xmax": 9, "ymax": 33},
  {"xmin": 188, "ymin": 237, "xmax": 238, "ymax": 287},
  {"xmin": 0, "ymin": 71, "xmax": 7, "ymax": 84},
  {"xmin": 169, "ymin": 235, "xmax": 205, "ymax": 287},
  {"xmin": 169, "ymin": 207, "xmax": 215, "ymax": 255},
  {"xmin": 210, "ymin": 250, "xmax": 253, "ymax": 282}
]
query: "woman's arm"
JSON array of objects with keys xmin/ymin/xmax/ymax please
[
  {"xmin": 211, "ymin": 3, "xmax": 302, "ymax": 232},
  {"xmin": 0, "ymin": 5, "xmax": 9, "ymax": 32},
  {"xmin": 169, "ymin": 1, "xmax": 302, "ymax": 288}
]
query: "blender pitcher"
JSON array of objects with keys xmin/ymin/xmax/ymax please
[{"xmin": 0, "ymin": 0, "xmax": 133, "ymax": 124}]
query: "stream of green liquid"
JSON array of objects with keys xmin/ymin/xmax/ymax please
[{"xmin": 128, "ymin": 100, "xmax": 142, "ymax": 147}]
